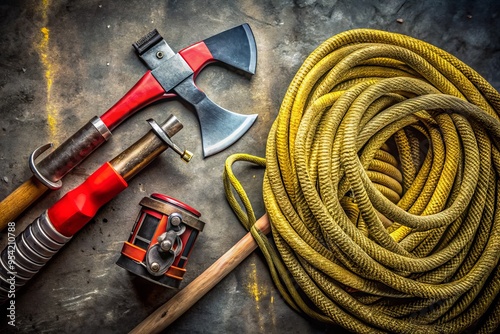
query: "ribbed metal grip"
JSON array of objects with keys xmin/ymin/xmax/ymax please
[{"xmin": 0, "ymin": 211, "xmax": 71, "ymax": 303}]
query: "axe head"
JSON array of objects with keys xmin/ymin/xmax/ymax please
[
  {"xmin": 203, "ymin": 23, "xmax": 257, "ymax": 76},
  {"xmin": 194, "ymin": 24, "xmax": 257, "ymax": 156},
  {"xmin": 135, "ymin": 24, "xmax": 258, "ymax": 157}
]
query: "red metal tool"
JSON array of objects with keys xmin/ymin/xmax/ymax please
[{"xmin": 0, "ymin": 115, "xmax": 191, "ymax": 303}]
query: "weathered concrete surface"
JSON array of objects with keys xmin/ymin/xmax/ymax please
[{"xmin": 0, "ymin": 0, "xmax": 498, "ymax": 333}]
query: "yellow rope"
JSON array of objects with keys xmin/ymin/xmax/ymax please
[{"xmin": 223, "ymin": 29, "xmax": 500, "ymax": 333}]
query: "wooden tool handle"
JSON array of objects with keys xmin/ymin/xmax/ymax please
[
  {"xmin": 0, "ymin": 176, "xmax": 48, "ymax": 230},
  {"xmin": 129, "ymin": 213, "xmax": 270, "ymax": 334}
]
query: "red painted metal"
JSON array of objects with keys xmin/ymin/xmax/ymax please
[
  {"xmin": 151, "ymin": 193, "xmax": 201, "ymax": 217},
  {"xmin": 179, "ymin": 41, "xmax": 214, "ymax": 78}
]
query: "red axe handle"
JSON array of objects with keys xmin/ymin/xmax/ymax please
[
  {"xmin": 129, "ymin": 213, "xmax": 270, "ymax": 334},
  {"xmin": 100, "ymin": 71, "xmax": 168, "ymax": 131},
  {"xmin": 100, "ymin": 44, "xmax": 214, "ymax": 131}
]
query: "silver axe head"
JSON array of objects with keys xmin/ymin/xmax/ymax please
[{"xmin": 134, "ymin": 24, "xmax": 258, "ymax": 157}]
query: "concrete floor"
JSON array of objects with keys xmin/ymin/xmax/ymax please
[{"xmin": 0, "ymin": 0, "xmax": 499, "ymax": 333}]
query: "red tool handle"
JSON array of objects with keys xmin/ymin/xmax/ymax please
[
  {"xmin": 100, "ymin": 42, "xmax": 215, "ymax": 131},
  {"xmin": 47, "ymin": 162, "xmax": 128, "ymax": 237},
  {"xmin": 100, "ymin": 71, "xmax": 170, "ymax": 130}
]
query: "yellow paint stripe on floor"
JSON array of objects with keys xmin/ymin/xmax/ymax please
[
  {"xmin": 248, "ymin": 260, "xmax": 261, "ymax": 302},
  {"xmin": 36, "ymin": 0, "xmax": 59, "ymax": 144}
]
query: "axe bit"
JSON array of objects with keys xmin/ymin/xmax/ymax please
[
  {"xmin": 0, "ymin": 114, "xmax": 190, "ymax": 303},
  {"xmin": 0, "ymin": 24, "xmax": 257, "ymax": 229}
]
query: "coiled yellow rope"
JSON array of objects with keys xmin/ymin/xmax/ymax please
[{"xmin": 223, "ymin": 29, "xmax": 500, "ymax": 333}]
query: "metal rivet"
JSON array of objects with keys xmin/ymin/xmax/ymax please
[
  {"xmin": 151, "ymin": 262, "xmax": 160, "ymax": 272},
  {"xmin": 156, "ymin": 51, "xmax": 164, "ymax": 59},
  {"xmin": 170, "ymin": 215, "xmax": 182, "ymax": 226}
]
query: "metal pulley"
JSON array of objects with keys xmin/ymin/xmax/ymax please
[{"xmin": 116, "ymin": 193, "xmax": 205, "ymax": 288}]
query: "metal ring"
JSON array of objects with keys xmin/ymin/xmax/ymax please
[
  {"xmin": 24, "ymin": 225, "xmax": 58, "ymax": 257},
  {"xmin": 29, "ymin": 143, "xmax": 63, "ymax": 190},
  {"xmin": 31, "ymin": 217, "xmax": 65, "ymax": 251},
  {"xmin": 39, "ymin": 211, "xmax": 72, "ymax": 244},
  {"xmin": 90, "ymin": 116, "xmax": 112, "ymax": 141}
]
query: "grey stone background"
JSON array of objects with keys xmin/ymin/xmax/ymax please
[{"xmin": 0, "ymin": 0, "xmax": 498, "ymax": 333}]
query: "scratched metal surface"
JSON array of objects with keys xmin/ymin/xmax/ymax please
[{"xmin": 0, "ymin": 0, "xmax": 499, "ymax": 333}]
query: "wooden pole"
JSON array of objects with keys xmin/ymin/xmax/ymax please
[
  {"xmin": 129, "ymin": 213, "xmax": 270, "ymax": 334},
  {"xmin": 0, "ymin": 176, "xmax": 48, "ymax": 230}
]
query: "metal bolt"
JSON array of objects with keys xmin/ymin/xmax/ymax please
[
  {"xmin": 150, "ymin": 262, "xmax": 160, "ymax": 272},
  {"xmin": 160, "ymin": 240, "xmax": 172, "ymax": 251},
  {"xmin": 156, "ymin": 51, "xmax": 164, "ymax": 59},
  {"xmin": 170, "ymin": 214, "xmax": 182, "ymax": 227}
]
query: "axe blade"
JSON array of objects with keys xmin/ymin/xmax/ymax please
[
  {"xmin": 199, "ymin": 102, "xmax": 257, "ymax": 157},
  {"xmin": 196, "ymin": 24, "xmax": 258, "ymax": 156},
  {"xmin": 204, "ymin": 23, "xmax": 257, "ymax": 75},
  {"xmin": 174, "ymin": 78, "xmax": 257, "ymax": 157}
]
